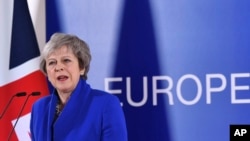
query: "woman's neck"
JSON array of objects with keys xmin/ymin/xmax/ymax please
[{"xmin": 57, "ymin": 91, "xmax": 71, "ymax": 104}]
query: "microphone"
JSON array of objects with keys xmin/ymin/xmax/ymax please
[
  {"xmin": 0, "ymin": 92, "xmax": 27, "ymax": 119},
  {"xmin": 7, "ymin": 91, "xmax": 41, "ymax": 141}
]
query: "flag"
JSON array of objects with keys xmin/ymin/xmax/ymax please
[{"xmin": 0, "ymin": 0, "xmax": 49, "ymax": 140}]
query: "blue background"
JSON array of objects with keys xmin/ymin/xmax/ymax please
[{"xmin": 46, "ymin": 0, "xmax": 250, "ymax": 140}]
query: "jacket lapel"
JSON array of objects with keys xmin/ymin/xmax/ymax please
[{"xmin": 52, "ymin": 79, "xmax": 91, "ymax": 140}]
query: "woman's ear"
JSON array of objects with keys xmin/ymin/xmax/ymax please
[{"xmin": 80, "ymin": 69, "xmax": 85, "ymax": 75}]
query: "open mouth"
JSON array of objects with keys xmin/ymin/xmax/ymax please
[{"xmin": 57, "ymin": 75, "xmax": 69, "ymax": 81}]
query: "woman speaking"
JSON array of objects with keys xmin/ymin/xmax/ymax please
[{"xmin": 30, "ymin": 33, "xmax": 127, "ymax": 141}]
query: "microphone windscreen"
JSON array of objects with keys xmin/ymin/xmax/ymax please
[
  {"xmin": 31, "ymin": 92, "xmax": 41, "ymax": 96},
  {"xmin": 15, "ymin": 92, "xmax": 27, "ymax": 97}
]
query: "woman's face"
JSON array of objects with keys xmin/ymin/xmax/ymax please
[{"xmin": 46, "ymin": 45, "xmax": 84, "ymax": 94}]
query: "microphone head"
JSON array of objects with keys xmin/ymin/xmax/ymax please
[
  {"xmin": 15, "ymin": 92, "xmax": 27, "ymax": 97},
  {"xmin": 31, "ymin": 92, "xmax": 41, "ymax": 96}
]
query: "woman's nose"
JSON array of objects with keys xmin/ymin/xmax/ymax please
[{"xmin": 55, "ymin": 64, "xmax": 64, "ymax": 72}]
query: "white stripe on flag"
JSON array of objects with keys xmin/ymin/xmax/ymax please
[
  {"xmin": 0, "ymin": 0, "xmax": 13, "ymax": 83},
  {"xmin": 28, "ymin": 0, "xmax": 46, "ymax": 52},
  {"xmin": 0, "ymin": 57, "xmax": 41, "ymax": 86},
  {"xmin": 11, "ymin": 113, "xmax": 31, "ymax": 141}
]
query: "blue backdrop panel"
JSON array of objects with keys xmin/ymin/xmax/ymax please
[
  {"xmin": 46, "ymin": 0, "xmax": 250, "ymax": 141},
  {"xmin": 112, "ymin": 0, "xmax": 171, "ymax": 141}
]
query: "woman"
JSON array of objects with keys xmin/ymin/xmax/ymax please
[{"xmin": 30, "ymin": 33, "xmax": 127, "ymax": 141}]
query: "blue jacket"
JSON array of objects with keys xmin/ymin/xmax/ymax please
[{"xmin": 30, "ymin": 79, "xmax": 127, "ymax": 141}]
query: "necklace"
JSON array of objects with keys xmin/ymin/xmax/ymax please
[{"xmin": 55, "ymin": 101, "xmax": 64, "ymax": 116}]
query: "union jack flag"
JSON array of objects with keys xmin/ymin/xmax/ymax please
[{"xmin": 0, "ymin": 0, "xmax": 49, "ymax": 140}]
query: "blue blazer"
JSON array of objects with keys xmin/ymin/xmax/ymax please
[{"xmin": 30, "ymin": 79, "xmax": 127, "ymax": 141}]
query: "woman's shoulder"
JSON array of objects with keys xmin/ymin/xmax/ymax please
[
  {"xmin": 32, "ymin": 94, "xmax": 52, "ymax": 109},
  {"xmin": 90, "ymin": 89, "xmax": 117, "ymax": 99},
  {"xmin": 90, "ymin": 89, "xmax": 121, "ymax": 105}
]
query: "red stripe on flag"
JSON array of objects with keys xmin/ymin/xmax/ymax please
[{"xmin": 0, "ymin": 70, "xmax": 49, "ymax": 141}]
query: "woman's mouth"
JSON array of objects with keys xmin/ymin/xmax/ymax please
[{"xmin": 57, "ymin": 75, "xmax": 69, "ymax": 81}]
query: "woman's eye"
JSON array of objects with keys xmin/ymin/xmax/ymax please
[
  {"xmin": 48, "ymin": 61, "xmax": 55, "ymax": 66},
  {"xmin": 64, "ymin": 59, "xmax": 71, "ymax": 63}
]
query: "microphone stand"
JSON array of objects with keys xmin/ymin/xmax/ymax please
[
  {"xmin": 7, "ymin": 92, "xmax": 40, "ymax": 141},
  {"xmin": 0, "ymin": 92, "xmax": 26, "ymax": 119}
]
